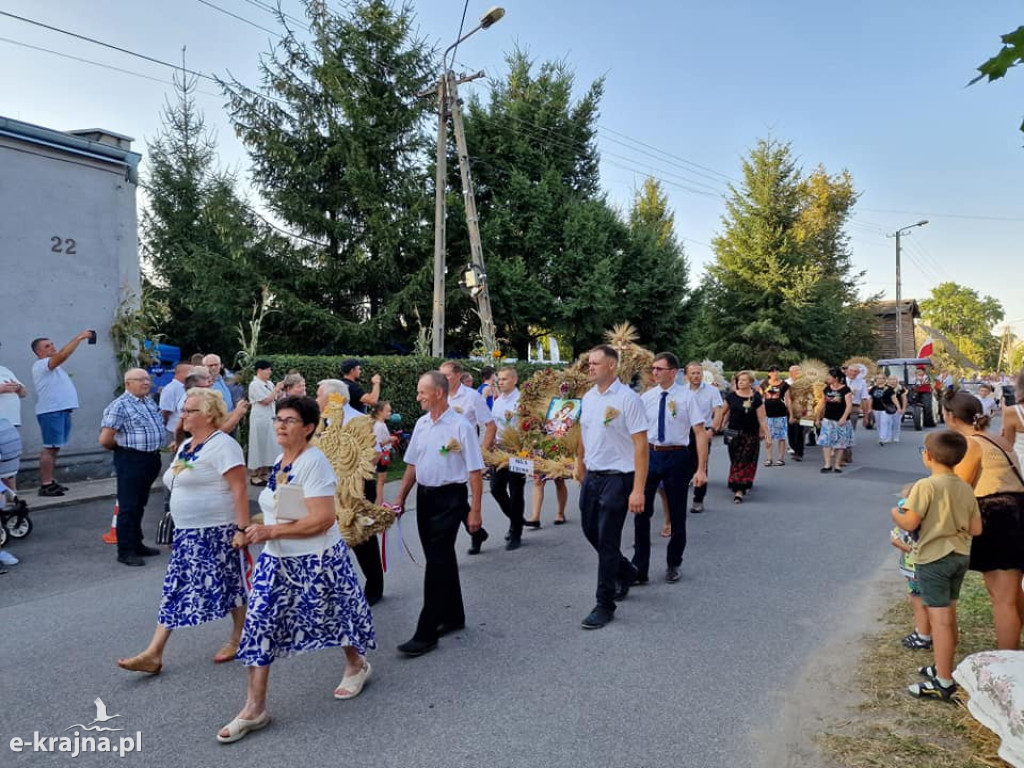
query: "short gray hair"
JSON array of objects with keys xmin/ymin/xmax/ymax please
[
  {"xmin": 421, "ymin": 371, "xmax": 449, "ymax": 395},
  {"xmin": 317, "ymin": 378, "xmax": 350, "ymax": 400},
  {"xmin": 185, "ymin": 365, "xmax": 212, "ymax": 389}
]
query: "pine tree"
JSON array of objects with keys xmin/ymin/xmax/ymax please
[
  {"xmin": 142, "ymin": 72, "xmax": 268, "ymax": 357},
  {"xmin": 221, "ymin": 0, "xmax": 434, "ymax": 353}
]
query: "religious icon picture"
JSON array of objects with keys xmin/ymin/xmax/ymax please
[{"xmin": 544, "ymin": 398, "xmax": 582, "ymax": 437}]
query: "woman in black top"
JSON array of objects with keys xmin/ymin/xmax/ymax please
[
  {"xmin": 815, "ymin": 368, "xmax": 853, "ymax": 473},
  {"xmin": 721, "ymin": 371, "xmax": 768, "ymax": 503},
  {"xmin": 868, "ymin": 375, "xmax": 897, "ymax": 445},
  {"xmin": 761, "ymin": 366, "xmax": 791, "ymax": 466}
]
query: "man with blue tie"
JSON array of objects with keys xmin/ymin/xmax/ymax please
[{"xmin": 634, "ymin": 353, "xmax": 708, "ymax": 584}]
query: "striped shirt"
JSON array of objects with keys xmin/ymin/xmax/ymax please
[{"xmin": 101, "ymin": 392, "xmax": 165, "ymax": 452}]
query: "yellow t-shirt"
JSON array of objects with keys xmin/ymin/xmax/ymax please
[{"xmin": 906, "ymin": 473, "xmax": 980, "ymax": 565}]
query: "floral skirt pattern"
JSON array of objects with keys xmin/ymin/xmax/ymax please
[
  {"xmin": 817, "ymin": 419, "xmax": 854, "ymax": 449},
  {"xmin": 728, "ymin": 433, "xmax": 760, "ymax": 491},
  {"xmin": 158, "ymin": 524, "xmax": 246, "ymax": 629},
  {"xmin": 766, "ymin": 417, "xmax": 788, "ymax": 441},
  {"xmin": 237, "ymin": 540, "xmax": 376, "ymax": 667}
]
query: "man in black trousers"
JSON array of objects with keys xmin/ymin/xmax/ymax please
[
  {"xmin": 575, "ymin": 345, "xmax": 649, "ymax": 630},
  {"xmin": 490, "ymin": 366, "xmax": 526, "ymax": 550},
  {"xmin": 394, "ymin": 372, "xmax": 484, "ymax": 656}
]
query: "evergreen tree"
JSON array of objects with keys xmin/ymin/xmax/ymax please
[
  {"xmin": 701, "ymin": 139, "xmax": 873, "ymax": 368},
  {"xmin": 622, "ymin": 177, "xmax": 691, "ymax": 353},
  {"xmin": 221, "ymin": 0, "xmax": 434, "ymax": 353},
  {"xmin": 142, "ymin": 73, "xmax": 269, "ymax": 357}
]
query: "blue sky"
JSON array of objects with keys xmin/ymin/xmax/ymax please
[{"xmin": 3, "ymin": 0, "xmax": 1022, "ymax": 339}]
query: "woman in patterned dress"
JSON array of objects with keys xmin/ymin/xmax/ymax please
[
  {"xmin": 247, "ymin": 361, "xmax": 283, "ymax": 485},
  {"xmin": 815, "ymin": 368, "xmax": 854, "ymax": 473},
  {"xmin": 721, "ymin": 371, "xmax": 768, "ymax": 504},
  {"xmin": 217, "ymin": 396, "xmax": 376, "ymax": 744},
  {"xmin": 117, "ymin": 387, "xmax": 250, "ymax": 675}
]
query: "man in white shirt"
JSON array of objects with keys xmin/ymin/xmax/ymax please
[
  {"xmin": 440, "ymin": 360, "xmax": 495, "ymax": 555},
  {"xmin": 31, "ymin": 331, "xmax": 93, "ymax": 496},
  {"xmin": 685, "ymin": 362, "xmax": 725, "ymax": 513},
  {"xmin": 394, "ymin": 371, "xmax": 484, "ymax": 656},
  {"xmin": 159, "ymin": 362, "xmax": 191, "ymax": 436},
  {"xmin": 0, "ymin": 342, "xmax": 28, "ymax": 491},
  {"xmin": 977, "ymin": 383, "xmax": 997, "ymax": 417},
  {"xmin": 636, "ymin": 353, "xmax": 708, "ymax": 584},
  {"xmin": 575, "ymin": 344, "xmax": 648, "ymax": 630},
  {"xmin": 784, "ymin": 364, "xmax": 808, "ymax": 460},
  {"xmin": 490, "ymin": 366, "xmax": 526, "ymax": 550},
  {"xmin": 846, "ymin": 364, "xmax": 870, "ymax": 427}
]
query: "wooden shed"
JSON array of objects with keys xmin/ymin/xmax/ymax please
[{"xmin": 872, "ymin": 299, "xmax": 920, "ymax": 358}]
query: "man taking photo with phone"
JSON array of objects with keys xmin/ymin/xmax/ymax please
[{"xmin": 31, "ymin": 330, "xmax": 93, "ymax": 496}]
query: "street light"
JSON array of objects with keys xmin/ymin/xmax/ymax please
[
  {"xmin": 431, "ymin": 6, "xmax": 506, "ymax": 357},
  {"xmin": 888, "ymin": 219, "xmax": 929, "ymax": 357}
]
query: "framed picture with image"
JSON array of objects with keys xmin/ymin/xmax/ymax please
[{"xmin": 544, "ymin": 398, "xmax": 581, "ymax": 437}]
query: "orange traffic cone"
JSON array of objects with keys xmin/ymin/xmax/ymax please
[{"xmin": 102, "ymin": 502, "xmax": 119, "ymax": 544}]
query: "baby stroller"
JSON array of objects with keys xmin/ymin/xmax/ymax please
[{"xmin": 0, "ymin": 478, "xmax": 33, "ymax": 547}]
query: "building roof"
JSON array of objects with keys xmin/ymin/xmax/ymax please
[
  {"xmin": 0, "ymin": 115, "xmax": 141, "ymax": 183},
  {"xmin": 871, "ymin": 299, "xmax": 920, "ymax": 318}
]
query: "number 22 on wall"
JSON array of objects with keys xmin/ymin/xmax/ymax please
[{"xmin": 51, "ymin": 236, "xmax": 77, "ymax": 254}]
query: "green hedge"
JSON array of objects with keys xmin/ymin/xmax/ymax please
[{"xmin": 263, "ymin": 355, "xmax": 566, "ymax": 431}]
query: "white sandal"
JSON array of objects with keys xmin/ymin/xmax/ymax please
[
  {"xmin": 216, "ymin": 711, "xmax": 270, "ymax": 744},
  {"xmin": 334, "ymin": 660, "xmax": 372, "ymax": 700}
]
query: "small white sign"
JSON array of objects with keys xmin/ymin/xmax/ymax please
[{"xmin": 508, "ymin": 457, "xmax": 534, "ymax": 475}]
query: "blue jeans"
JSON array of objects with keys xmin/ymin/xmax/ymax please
[
  {"xmin": 635, "ymin": 448, "xmax": 693, "ymax": 575},
  {"xmin": 113, "ymin": 448, "xmax": 162, "ymax": 558}
]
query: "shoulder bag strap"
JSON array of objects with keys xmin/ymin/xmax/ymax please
[{"xmin": 974, "ymin": 433, "xmax": 1024, "ymax": 490}]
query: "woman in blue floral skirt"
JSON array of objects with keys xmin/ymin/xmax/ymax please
[
  {"xmin": 217, "ymin": 396, "xmax": 376, "ymax": 744},
  {"xmin": 118, "ymin": 387, "xmax": 250, "ymax": 674}
]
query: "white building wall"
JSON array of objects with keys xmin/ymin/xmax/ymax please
[{"xmin": 0, "ymin": 121, "xmax": 140, "ymax": 479}]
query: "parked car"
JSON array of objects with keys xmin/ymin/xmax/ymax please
[{"xmin": 877, "ymin": 358, "xmax": 935, "ymax": 431}]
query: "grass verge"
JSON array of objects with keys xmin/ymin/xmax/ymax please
[{"xmin": 819, "ymin": 571, "xmax": 1011, "ymax": 767}]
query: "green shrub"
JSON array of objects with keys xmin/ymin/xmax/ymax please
[{"xmin": 263, "ymin": 355, "xmax": 565, "ymax": 431}]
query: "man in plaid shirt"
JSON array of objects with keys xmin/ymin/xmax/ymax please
[{"xmin": 99, "ymin": 368, "xmax": 166, "ymax": 567}]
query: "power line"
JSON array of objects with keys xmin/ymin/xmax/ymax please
[
  {"xmin": 449, "ymin": 0, "xmax": 471, "ymax": 64},
  {"xmin": 195, "ymin": 0, "xmax": 279, "ymax": 35},
  {"xmin": 0, "ymin": 10, "xmax": 219, "ymax": 83},
  {"xmin": 596, "ymin": 125, "xmax": 738, "ymax": 186},
  {"xmin": 859, "ymin": 207, "xmax": 1024, "ymax": 223}
]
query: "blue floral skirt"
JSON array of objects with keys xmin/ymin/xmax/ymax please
[
  {"xmin": 237, "ymin": 540, "xmax": 376, "ymax": 667},
  {"xmin": 766, "ymin": 417, "xmax": 788, "ymax": 441},
  {"xmin": 158, "ymin": 524, "xmax": 246, "ymax": 629},
  {"xmin": 818, "ymin": 419, "xmax": 854, "ymax": 449}
]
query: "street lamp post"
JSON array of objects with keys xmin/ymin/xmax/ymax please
[
  {"xmin": 429, "ymin": 6, "xmax": 505, "ymax": 358},
  {"xmin": 887, "ymin": 219, "xmax": 928, "ymax": 357}
]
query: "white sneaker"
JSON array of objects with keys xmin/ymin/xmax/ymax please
[{"xmin": 0, "ymin": 550, "xmax": 19, "ymax": 565}]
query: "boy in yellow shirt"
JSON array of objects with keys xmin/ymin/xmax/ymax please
[{"xmin": 891, "ymin": 430, "xmax": 982, "ymax": 700}]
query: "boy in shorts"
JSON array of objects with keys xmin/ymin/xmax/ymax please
[{"xmin": 891, "ymin": 430, "xmax": 981, "ymax": 700}]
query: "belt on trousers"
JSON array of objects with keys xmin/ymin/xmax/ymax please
[
  {"xmin": 114, "ymin": 446, "xmax": 160, "ymax": 455},
  {"xmin": 419, "ymin": 482, "xmax": 467, "ymax": 493},
  {"xmin": 587, "ymin": 469, "xmax": 631, "ymax": 476},
  {"xmin": 651, "ymin": 444, "xmax": 687, "ymax": 452}
]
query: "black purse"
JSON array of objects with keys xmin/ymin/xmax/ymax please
[
  {"xmin": 722, "ymin": 428, "xmax": 740, "ymax": 445},
  {"xmin": 156, "ymin": 471, "xmax": 176, "ymax": 546}
]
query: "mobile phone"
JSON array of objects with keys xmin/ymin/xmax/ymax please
[{"xmin": 87, "ymin": 330, "xmax": 97, "ymax": 345}]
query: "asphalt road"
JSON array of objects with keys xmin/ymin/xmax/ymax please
[{"xmin": 0, "ymin": 427, "xmax": 932, "ymax": 767}]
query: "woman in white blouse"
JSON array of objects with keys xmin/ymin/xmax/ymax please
[
  {"xmin": 247, "ymin": 361, "xmax": 283, "ymax": 485},
  {"xmin": 117, "ymin": 388, "xmax": 250, "ymax": 675},
  {"xmin": 217, "ymin": 396, "xmax": 376, "ymax": 744}
]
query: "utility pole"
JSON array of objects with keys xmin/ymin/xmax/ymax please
[
  {"xmin": 430, "ymin": 78, "xmax": 447, "ymax": 357},
  {"xmin": 888, "ymin": 220, "xmax": 928, "ymax": 358},
  {"xmin": 448, "ymin": 72, "xmax": 498, "ymax": 357}
]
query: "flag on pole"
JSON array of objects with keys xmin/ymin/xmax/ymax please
[{"xmin": 917, "ymin": 337, "xmax": 934, "ymax": 358}]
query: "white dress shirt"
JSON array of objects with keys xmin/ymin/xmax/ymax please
[
  {"xmin": 579, "ymin": 379, "xmax": 647, "ymax": 472},
  {"xmin": 447, "ymin": 384, "xmax": 494, "ymax": 430},
  {"xmin": 688, "ymin": 382, "xmax": 724, "ymax": 427},
  {"xmin": 491, "ymin": 388, "xmax": 520, "ymax": 445},
  {"xmin": 642, "ymin": 383, "xmax": 704, "ymax": 446},
  {"xmin": 404, "ymin": 406, "xmax": 485, "ymax": 487},
  {"xmin": 159, "ymin": 379, "xmax": 186, "ymax": 434},
  {"xmin": 32, "ymin": 357, "xmax": 78, "ymax": 415}
]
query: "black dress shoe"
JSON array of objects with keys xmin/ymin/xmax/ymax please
[
  {"xmin": 505, "ymin": 536, "xmax": 521, "ymax": 551},
  {"xmin": 436, "ymin": 622, "xmax": 465, "ymax": 637},
  {"xmin": 632, "ymin": 572, "xmax": 649, "ymax": 585},
  {"xmin": 117, "ymin": 555, "xmax": 145, "ymax": 567},
  {"xmin": 366, "ymin": 593, "xmax": 383, "ymax": 607},
  {"xmin": 467, "ymin": 528, "xmax": 489, "ymax": 555},
  {"xmin": 523, "ymin": 520, "xmax": 541, "ymax": 529},
  {"xmin": 504, "ymin": 527, "xmax": 513, "ymax": 542},
  {"xmin": 581, "ymin": 605, "xmax": 614, "ymax": 630},
  {"xmin": 397, "ymin": 638, "xmax": 438, "ymax": 657},
  {"xmin": 613, "ymin": 580, "xmax": 631, "ymax": 601},
  {"xmin": 136, "ymin": 545, "xmax": 161, "ymax": 557}
]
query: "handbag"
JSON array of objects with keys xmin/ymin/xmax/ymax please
[
  {"xmin": 722, "ymin": 428, "xmax": 740, "ymax": 446},
  {"xmin": 156, "ymin": 510, "xmax": 175, "ymax": 545},
  {"xmin": 884, "ymin": 404, "xmax": 898, "ymax": 415}
]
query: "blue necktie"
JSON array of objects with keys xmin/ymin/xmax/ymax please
[{"xmin": 658, "ymin": 391, "xmax": 667, "ymax": 443}]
